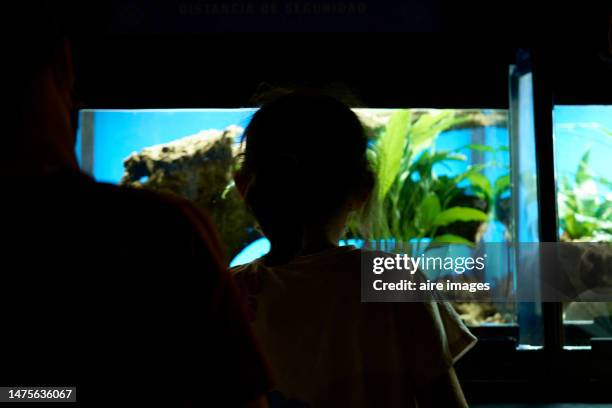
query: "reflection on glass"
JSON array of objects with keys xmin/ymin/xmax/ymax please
[{"xmin": 553, "ymin": 105, "xmax": 612, "ymax": 346}]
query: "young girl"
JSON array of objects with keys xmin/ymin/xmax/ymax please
[{"xmin": 233, "ymin": 92, "xmax": 476, "ymax": 408}]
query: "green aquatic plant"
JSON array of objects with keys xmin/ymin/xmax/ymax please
[
  {"xmin": 558, "ymin": 149, "xmax": 612, "ymax": 242},
  {"xmin": 348, "ymin": 109, "xmax": 507, "ymax": 245}
]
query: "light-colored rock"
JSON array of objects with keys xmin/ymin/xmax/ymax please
[{"xmin": 120, "ymin": 126, "xmax": 257, "ymax": 259}]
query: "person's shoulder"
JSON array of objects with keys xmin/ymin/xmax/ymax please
[
  {"xmin": 287, "ymin": 245, "xmax": 364, "ymax": 285},
  {"xmin": 231, "ymin": 260, "xmax": 266, "ymax": 293},
  {"xmin": 90, "ymin": 177, "xmax": 191, "ymax": 212},
  {"xmin": 77, "ymin": 174, "xmax": 225, "ymax": 258},
  {"xmin": 230, "ymin": 261, "xmax": 260, "ymax": 276},
  {"xmin": 87, "ymin": 177, "xmax": 211, "ymax": 230},
  {"xmin": 358, "ymin": 247, "xmax": 390, "ymax": 258}
]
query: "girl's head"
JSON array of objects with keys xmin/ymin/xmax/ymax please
[{"xmin": 236, "ymin": 92, "xmax": 374, "ymax": 260}]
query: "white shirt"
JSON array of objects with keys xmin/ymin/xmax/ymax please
[{"xmin": 233, "ymin": 246, "xmax": 477, "ymax": 407}]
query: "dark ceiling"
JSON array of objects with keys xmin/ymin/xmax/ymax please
[{"xmin": 65, "ymin": 1, "xmax": 610, "ymax": 108}]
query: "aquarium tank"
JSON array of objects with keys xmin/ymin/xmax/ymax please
[
  {"xmin": 553, "ymin": 105, "xmax": 612, "ymax": 346},
  {"xmin": 76, "ymin": 107, "xmax": 518, "ymax": 328}
]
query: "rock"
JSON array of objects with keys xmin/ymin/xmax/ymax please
[
  {"xmin": 120, "ymin": 126, "xmax": 259, "ymax": 260},
  {"xmin": 118, "ymin": 115, "xmax": 387, "ymax": 261}
]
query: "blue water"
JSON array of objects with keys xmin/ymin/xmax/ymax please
[
  {"xmin": 76, "ymin": 109, "xmax": 256, "ymax": 184},
  {"xmin": 432, "ymin": 124, "xmax": 510, "ymax": 243}
]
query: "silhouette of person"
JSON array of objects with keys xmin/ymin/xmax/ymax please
[
  {"xmin": 233, "ymin": 92, "xmax": 476, "ymax": 407},
  {"xmin": 3, "ymin": 2, "xmax": 270, "ymax": 406}
]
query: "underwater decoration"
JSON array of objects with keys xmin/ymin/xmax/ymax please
[
  {"xmin": 552, "ymin": 109, "xmax": 612, "ymax": 337},
  {"xmin": 557, "ymin": 148, "xmax": 612, "ymax": 242},
  {"xmin": 346, "ymin": 109, "xmax": 508, "ymax": 245}
]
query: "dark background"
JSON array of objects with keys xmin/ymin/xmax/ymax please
[{"xmin": 65, "ymin": 0, "xmax": 611, "ymax": 109}]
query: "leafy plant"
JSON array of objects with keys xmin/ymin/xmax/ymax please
[
  {"xmin": 348, "ymin": 109, "xmax": 507, "ymax": 245},
  {"xmin": 558, "ymin": 149, "xmax": 612, "ymax": 242}
]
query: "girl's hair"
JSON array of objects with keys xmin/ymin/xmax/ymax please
[{"xmin": 239, "ymin": 92, "xmax": 373, "ymax": 261}]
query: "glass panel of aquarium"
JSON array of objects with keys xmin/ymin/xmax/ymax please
[
  {"xmin": 507, "ymin": 64, "xmax": 544, "ymax": 348},
  {"xmin": 76, "ymin": 107, "xmax": 522, "ymax": 330},
  {"xmin": 553, "ymin": 105, "xmax": 612, "ymax": 347}
]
